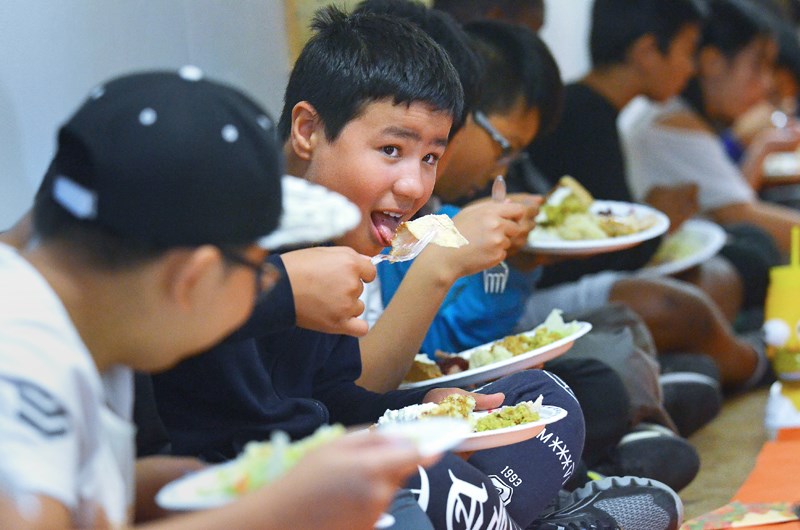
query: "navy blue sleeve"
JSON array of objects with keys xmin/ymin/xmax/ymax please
[
  {"xmin": 222, "ymin": 254, "xmax": 296, "ymax": 342},
  {"xmin": 720, "ymin": 129, "xmax": 745, "ymax": 163},
  {"xmin": 311, "ymin": 335, "xmax": 429, "ymax": 425}
]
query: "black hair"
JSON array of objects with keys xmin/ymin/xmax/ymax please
[
  {"xmin": 682, "ymin": 0, "xmax": 776, "ymax": 123},
  {"xmin": 699, "ymin": 0, "xmax": 774, "ymax": 59},
  {"xmin": 464, "ymin": 20, "xmax": 564, "ymax": 135},
  {"xmin": 732, "ymin": 1, "xmax": 800, "ymax": 87},
  {"xmin": 590, "ymin": 0, "xmax": 705, "ymax": 68},
  {"xmin": 775, "ymin": 18, "xmax": 800, "ymax": 83},
  {"xmin": 277, "ymin": 6, "xmax": 463, "ymax": 143},
  {"xmin": 750, "ymin": 0, "xmax": 800, "ymax": 22},
  {"xmin": 353, "ymin": 0, "xmax": 483, "ymax": 134},
  {"xmin": 432, "ymin": 0, "xmax": 543, "ymax": 26}
]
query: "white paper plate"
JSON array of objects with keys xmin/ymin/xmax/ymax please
[
  {"xmin": 526, "ymin": 200, "xmax": 669, "ymax": 256},
  {"xmin": 639, "ymin": 219, "xmax": 727, "ymax": 277},
  {"xmin": 457, "ymin": 405, "xmax": 568, "ymax": 452},
  {"xmin": 156, "ymin": 461, "xmax": 240, "ymax": 511},
  {"xmin": 399, "ymin": 322, "xmax": 592, "ymax": 391},
  {"xmin": 156, "ymin": 419, "xmax": 472, "ymax": 512},
  {"xmin": 374, "ymin": 417, "xmax": 474, "ymax": 456},
  {"xmin": 763, "ymin": 151, "xmax": 800, "ymax": 178}
]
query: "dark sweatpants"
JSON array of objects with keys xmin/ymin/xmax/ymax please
[{"xmin": 404, "ymin": 370, "xmax": 585, "ymax": 530}]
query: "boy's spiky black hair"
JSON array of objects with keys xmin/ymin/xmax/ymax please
[
  {"xmin": 354, "ymin": 0, "xmax": 483, "ymax": 135},
  {"xmin": 278, "ymin": 6, "xmax": 463, "ymax": 143}
]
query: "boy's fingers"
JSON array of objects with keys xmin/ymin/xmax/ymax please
[
  {"xmin": 472, "ymin": 392, "xmax": 505, "ymax": 410},
  {"xmin": 359, "ymin": 255, "xmax": 378, "ymax": 282},
  {"xmin": 340, "ymin": 317, "xmax": 369, "ymax": 337}
]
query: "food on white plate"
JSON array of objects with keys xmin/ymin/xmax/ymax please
[
  {"xmin": 401, "ymin": 310, "xmax": 581, "ymax": 383},
  {"xmin": 531, "ymin": 176, "xmax": 656, "ymax": 241},
  {"xmin": 435, "ymin": 350, "xmax": 469, "ymax": 374},
  {"xmin": 535, "ymin": 175, "xmax": 594, "ymax": 226},
  {"xmin": 404, "ymin": 351, "xmax": 470, "ymax": 382},
  {"xmin": 648, "ymin": 227, "xmax": 705, "ymax": 265},
  {"xmin": 467, "ymin": 309, "xmax": 581, "ymax": 370},
  {"xmin": 404, "ymin": 354, "xmax": 444, "ymax": 382},
  {"xmin": 475, "ymin": 396, "xmax": 543, "ymax": 432},
  {"xmin": 391, "ymin": 214, "xmax": 469, "ymax": 255},
  {"xmin": 203, "ymin": 425, "xmax": 345, "ymax": 498},
  {"xmin": 378, "ymin": 393, "xmax": 476, "ymax": 426},
  {"xmin": 378, "ymin": 393, "xmax": 544, "ymax": 433}
]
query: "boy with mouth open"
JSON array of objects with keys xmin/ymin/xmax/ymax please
[{"xmin": 150, "ymin": 7, "xmax": 600, "ymax": 530}]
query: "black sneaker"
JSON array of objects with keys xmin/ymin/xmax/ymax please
[
  {"xmin": 660, "ymin": 370, "xmax": 722, "ymax": 437},
  {"xmin": 527, "ymin": 476, "xmax": 683, "ymax": 530},
  {"xmin": 598, "ymin": 424, "xmax": 699, "ymax": 492},
  {"xmin": 738, "ymin": 331, "xmax": 775, "ymax": 391},
  {"xmin": 659, "ymin": 352, "xmax": 720, "ymax": 380}
]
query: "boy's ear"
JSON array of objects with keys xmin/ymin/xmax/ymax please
[
  {"xmin": 166, "ymin": 247, "xmax": 222, "ymax": 310},
  {"xmin": 628, "ymin": 34, "xmax": 660, "ymax": 71},
  {"xmin": 289, "ymin": 101, "xmax": 322, "ymax": 161},
  {"xmin": 698, "ymin": 47, "xmax": 725, "ymax": 78}
]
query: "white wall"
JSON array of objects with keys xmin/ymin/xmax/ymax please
[
  {"xmin": 0, "ymin": 1, "xmax": 291, "ymax": 231},
  {"xmin": 0, "ymin": 0, "xmax": 595, "ymax": 232},
  {"xmin": 540, "ymin": 0, "xmax": 593, "ymax": 83}
]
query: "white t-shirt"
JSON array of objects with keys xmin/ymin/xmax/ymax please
[
  {"xmin": 621, "ymin": 97, "xmax": 756, "ymax": 211},
  {"xmin": 0, "ymin": 243, "xmax": 134, "ymax": 527},
  {"xmin": 359, "ymin": 276, "xmax": 384, "ymax": 330}
]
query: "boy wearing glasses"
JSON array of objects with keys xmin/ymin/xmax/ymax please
[{"xmin": 0, "ymin": 69, "xmax": 438, "ymax": 529}]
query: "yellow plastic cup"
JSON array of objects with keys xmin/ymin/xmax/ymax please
[{"xmin": 763, "ymin": 226, "xmax": 800, "ymax": 380}]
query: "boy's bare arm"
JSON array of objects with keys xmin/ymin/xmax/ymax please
[
  {"xmin": 711, "ymin": 200, "xmax": 799, "ymax": 256},
  {"xmin": 644, "ymin": 184, "xmax": 699, "ymax": 232},
  {"xmin": 357, "ymin": 201, "xmax": 526, "ymax": 392}
]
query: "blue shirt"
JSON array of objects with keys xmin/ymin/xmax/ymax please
[{"xmin": 378, "ymin": 204, "xmax": 542, "ymax": 357}]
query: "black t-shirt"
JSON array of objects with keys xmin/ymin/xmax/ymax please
[
  {"xmin": 528, "ymin": 83, "xmax": 632, "ymax": 200},
  {"xmin": 526, "ymin": 83, "xmax": 660, "ymax": 287}
]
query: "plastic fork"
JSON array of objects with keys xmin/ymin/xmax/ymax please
[
  {"xmin": 483, "ymin": 175, "xmax": 510, "ymax": 293},
  {"xmin": 371, "ymin": 230, "xmax": 436, "ymax": 265}
]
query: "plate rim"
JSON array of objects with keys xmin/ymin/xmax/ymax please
[
  {"xmin": 639, "ymin": 218, "xmax": 727, "ymax": 277},
  {"xmin": 525, "ymin": 200, "xmax": 670, "ymax": 255},
  {"xmin": 763, "ymin": 151, "xmax": 800, "ymax": 178},
  {"xmin": 156, "ymin": 460, "xmax": 239, "ymax": 511},
  {"xmin": 398, "ymin": 321, "xmax": 592, "ymax": 391}
]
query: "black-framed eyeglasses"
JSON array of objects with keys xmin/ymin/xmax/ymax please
[
  {"xmin": 472, "ymin": 110, "xmax": 519, "ymax": 166},
  {"xmin": 221, "ymin": 250, "xmax": 281, "ymax": 297}
]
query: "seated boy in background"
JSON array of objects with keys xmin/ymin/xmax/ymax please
[
  {"xmin": 455, "ymin": 0, "xmax": 766, "ymax": 397},
  {"xmin": 0, "ymin": 69, "xmax": 431, "ymax": 529}
]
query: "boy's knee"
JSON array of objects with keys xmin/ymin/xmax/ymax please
[{"xmin": 481, "ymin": 369, "xmax": 582, "ymax": 420}]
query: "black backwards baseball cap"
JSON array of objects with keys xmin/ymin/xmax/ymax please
[{"xmin": 42, "ymin": 66, "xmax": 360, "ymax": 250}]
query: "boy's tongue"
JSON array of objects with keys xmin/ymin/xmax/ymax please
[{"xmin": 372, "ymin": 212, "xmax": 402, "ymax": 246}]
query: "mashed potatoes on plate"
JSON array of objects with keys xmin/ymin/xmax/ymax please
[
  {"xmin": 378, "ymin": 394, "xmax": 544, "ymax": 433},
  {"xmin": 468, "ymin": 309, "xmax": 580, "ymax": 370}
]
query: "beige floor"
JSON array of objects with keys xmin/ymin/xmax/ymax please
[{"xmin": 680, "ymin": 387, "xmax": 770, "ymax": 520}]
